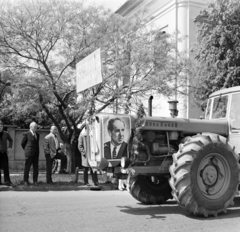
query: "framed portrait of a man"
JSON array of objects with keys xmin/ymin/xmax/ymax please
[{"xmin": 102, "ymin": 115, "xmax": 131, "ymax": 161}]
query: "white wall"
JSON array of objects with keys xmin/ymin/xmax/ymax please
[{"xmin": 117, "ymin": 0, "xmax": 207, "ymax": 118}]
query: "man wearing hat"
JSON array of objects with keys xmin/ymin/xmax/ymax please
[{"xmin": 0, "ymin": 120, "xmax": 14, "ymax": 186}]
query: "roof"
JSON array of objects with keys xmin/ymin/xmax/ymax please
[
  {"xmin": 209, "ymin": 86, "xmax": 240, "ymax": 98},
  {"xmin": 115, "ymin": 0, "xmax": 144, "ymax": 16}
]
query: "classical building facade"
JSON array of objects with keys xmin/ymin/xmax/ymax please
[{"xmin": 116, "ymin": 0, "xmax": 207, "ymax": 118}]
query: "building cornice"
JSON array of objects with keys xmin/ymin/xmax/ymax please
[
  {"xmin": 149, "ymin": 0, "xmax": 206, "ymax": 23},
  {"xmin": 115, "ymin": 0, "xmax": 144, "ymax": 16},
  {"xmin": 116, "ymin": 0, "xmax": 207, "ymax": 20}
]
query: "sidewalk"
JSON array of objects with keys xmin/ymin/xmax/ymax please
[{"xmin": 0, "ymin": 171, "xmax": 118, "ymax": 192}]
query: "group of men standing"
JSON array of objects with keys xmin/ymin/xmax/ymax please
[
  {"xmin": 0, "ymin": 120, "xmax": 67, "ymax": 186},
  {"xmin": 0, "ymin": 117, "xmax": 129, "ymax": 189}
]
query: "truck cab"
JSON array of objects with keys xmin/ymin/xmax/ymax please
[{"xmin": 205, "ymin": 86, "xmax": 240, "ymax": 154}]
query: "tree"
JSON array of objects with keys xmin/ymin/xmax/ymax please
[
  {"xmin": 131, "ymin": 103, "xmax": 146, "ymax": 161},
  {"xmin": 0, "ymin": 0, "xmax": 187, "ymax": 171},
  {"xmin": 0, "ymin": 71, "xmax": 12, "ymax": 120},
  {"xmin": 192, "ymin": 0, "xmax": 240, "ymax": 109},
  {"xmin": 0, "ymin": 74, "xmax": 11, "ymax": 103}
]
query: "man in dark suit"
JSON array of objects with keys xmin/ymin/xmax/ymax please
[
  {"xmin": 43, "ymin": 125, "xmax": 67, "ymax": 184},
  {"xmin": 104, "ymin": 118, "xmax": 128, "ymax": 160},
  {"xmin": 21, "ymin": 121, "xmax": 39, "ymax": 186},
  {"xmin": 0, "ymin": 120, "xmax": 14, "ymax": 186},
  {"xmin": 104, "ymin": 118, "xmax": 128, "ymax": 191}
]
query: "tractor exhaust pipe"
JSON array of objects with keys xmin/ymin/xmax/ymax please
[{"xmin": 148, "ymin": 96, "xmax": 153, "ymax": 116}]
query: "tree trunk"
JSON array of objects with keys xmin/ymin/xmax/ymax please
[
  {"xmin": 64, "ymin": 142, "xmax": 72, "ymax": 173},
  {"xmin": 64, "ymin": 141, "xmax": 81, "ymax": 173}
]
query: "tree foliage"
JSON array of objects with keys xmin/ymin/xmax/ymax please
[
  {"xmin": 192, "ymin": 0, "xmax": 240, "ymax": 109},
  {"xmin": 131, "ymin": 103, "xmax": 146, "ymax": 161},
  {"xmin": 0, "ymin": 0, "xmax": 188, "ymax": 170},
  {"xmin": 0, "ymin": 72, "xmax": 11, "ymax": 103}
]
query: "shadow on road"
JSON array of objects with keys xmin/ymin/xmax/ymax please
[
  {"xmin": 118, "ymin": 196, "xmax": 240, "ymax": 220},
  {"xmin": 118, "ymin": 200, "xmax": 185, "ymax": 220}
]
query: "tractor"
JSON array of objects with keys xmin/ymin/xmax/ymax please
[{"xmin": 84, "ymin": 86, "xmax": 240, "ymax": 217}]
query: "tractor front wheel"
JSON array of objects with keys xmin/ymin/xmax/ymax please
[
  {"xmin": 128, "ymin": 175, "xmax": 172, "ymax": 204},
  {"xmin": 169, "ymin": 133, "xmax": 240, "ymax": 217}
]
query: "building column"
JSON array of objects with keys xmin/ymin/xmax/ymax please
[{"xmin": 175, "ymin": 0, "xmax": 189, "ymax": 118}]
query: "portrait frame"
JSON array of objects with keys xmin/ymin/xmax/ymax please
[{"xmin": 102, "ymin": 115, "xmax": 131, "ymax": 161}]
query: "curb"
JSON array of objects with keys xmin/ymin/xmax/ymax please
[
  {"xmin": 2, "ymin": 172, "xmax": 119, "ymax": 192},
  {"xmin": 0, "ymin": 183, "xmax": 117, "ymax": 191}
]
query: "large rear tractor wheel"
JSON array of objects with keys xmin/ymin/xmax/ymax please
[
  {"xmin": 128, "ymin": 175, "xmax": 172, "ymax": 204},
  {"xmin": 169, "ymin": 133, "xmax": 240, "ymax": 217}
]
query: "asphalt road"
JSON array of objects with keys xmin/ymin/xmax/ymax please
[{"xmin": 1, "ymin": 190, "xmax": 240, "ymax": 232}]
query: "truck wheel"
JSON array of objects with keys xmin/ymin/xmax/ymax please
[
  {"xmin": 128, "ymin": 175, "xmax": 172, "ymax": 204},
  {"xmin": 169, "ymin": 133, "xmax": 240, "ymax": 217}
]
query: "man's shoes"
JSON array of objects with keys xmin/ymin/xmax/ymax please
[
  {"xmin": 84, "ymin": 183, "xmax": 91, "ymax": 186},
  {"xmin": 4, "ymin": 182, "xmax": 10, "ymax": 186},
  {"xmin": 47, "ymin": 181, "xmax": 54, "ymax": 185},
  {"xmin": 58, "ymin": 170, "xmax": 68, "ymax": 174},
  {"xmin": 33, "ymin": 182, "xmax": 39, "ymax": 186},
  {"xmin": 5, "ymin": 182, "xmax": 16, "ymax": 187},
  {"xmin": 24, "ymin": 181, "xmax": 30, "ymax": 186},
  {"xmin": 104, "ymin": 181, "xmax": 112, "ymax": 184},
  {"xmin": 94, "ymin": 182, "xmax": 100, "ymax": 186},
  {"xmin": 11, "ymin": 182, "xmax": 16, "ymax": 187}
]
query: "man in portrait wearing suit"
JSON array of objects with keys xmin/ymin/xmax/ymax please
[
  {"xmin": 104, "ymin": 118, "xmax": 128, "ymax": 160},
  {"xmin": 43, "ymin": 125, "xmax": 67, "ymax": 184},
  {"xmin": 21, "ymin": 121, "xmax": 40, "ymax": 186}
]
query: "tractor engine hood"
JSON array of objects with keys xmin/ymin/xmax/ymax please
[{"xmin": 140, "ymin": 117, "xmax": 229, "ymax": 136}]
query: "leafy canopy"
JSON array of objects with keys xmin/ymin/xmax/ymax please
[
  {"xmin": 0, "ymin": 0, "xmax": 185, "ymax": 138},
  {"xmin": 193, "ymin": 0, "xmax": 240, "ymax": 109}
]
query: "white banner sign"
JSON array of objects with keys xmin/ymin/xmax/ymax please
[{"xmin": 76, "ymin": 48, "xmax": 102, "ymax": 93}]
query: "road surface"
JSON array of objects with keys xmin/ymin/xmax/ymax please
[{"xmin": 0, "ymin": 190, "xmax": 240, "ymax": 232}]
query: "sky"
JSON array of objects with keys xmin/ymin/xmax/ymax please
[{"xmin": 86, "ymin": 0, "xmax": 128, "ymax": 12}]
